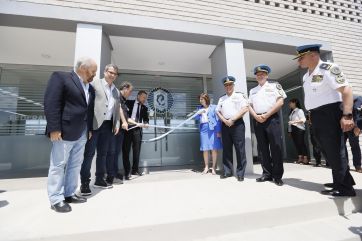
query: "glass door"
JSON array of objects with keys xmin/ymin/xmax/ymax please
[{"xmin": 116, "ymin": 72, "xmax": 204, "ymax": 168}]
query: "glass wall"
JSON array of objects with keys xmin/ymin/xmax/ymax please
[{"xmin": 0, "ymin": 65, "xmax": 71, "ymax": 178}]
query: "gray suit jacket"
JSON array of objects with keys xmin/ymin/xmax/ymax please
[{"xmin": 91, "ymin": 78, "xmax": 120, "ymax": 131}]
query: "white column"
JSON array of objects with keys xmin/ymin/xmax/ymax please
[
  {"xmin": 74, "ymin": 23, "xmax": 112, "ymax": 78},
  {"xmin": 210, "ymin": 39, "xmax": 253, "ymax": 174},
  {"xmin": 74, "ymin": 23, "xmax": 112, "ymax": 183}
]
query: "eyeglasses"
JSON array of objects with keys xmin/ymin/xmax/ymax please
[{"xmin": 107, "ymin": 70, "xmax": 118, "ymax": 76}]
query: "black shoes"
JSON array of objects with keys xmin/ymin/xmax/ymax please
[
  {"xmin": 324, "ymin": 183, "xmax": 334, "ymax": 188},
  {"xmin": 256, "ymin": 176, "xmax": 273, "ymax": 182},
  {"xmin": 51, "ymin": 201, "xmax": 72, "ymax": 213},
  {"xmin": 106, "ymin": 176, "xmax": 114, "ymax": 185},
  {"xmin": 331, "ymin": 190, "xmax": 356, "ymax": 197},
  {"xmin": 131, "ymin": 171, "xmax": 143, "ymax": 176},
  {"xmin": 274, "ymin": 179, "xmax": 284, "ymax": 186},
  {"xmin": 109, "ymin": 175, "xmax": 123, "ymax": 184},
  {"xmin": 94, "ymin": 178, "xmax": 113, "ymax": 189},
  {"xmin": 237, "ymin": 176, "xmax": 244, "ymax": 182},
  {"xmin": 220, "ymin": 174, "xmax": 232, "ymax": 179},
  {"xmin": 80, "ymin": 182, "xmax": 92, "ymax": 196},
  {"xmin": 321, "ymin": 189, "xmax": 356, "ymax": 197},
  {"xmin": 64, "ymin": 195, "xmax": 87, "ymax": 203},
  {"xmin": 320, "ymin": 189, "xmax": 336, "ymax": 195}
]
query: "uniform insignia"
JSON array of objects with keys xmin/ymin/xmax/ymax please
[
  {"xmin": 319, "ymin": 63, "xmax": 332, "ymax": 70},
  {"xmin": 330, "ymin": 66, "xmax": 341, "ymax": 75},
  {"xmin": 312, "ymin": 75, "xmax": 323, "ymax": 82},
  {"xmin": 278, "ymin": 89, "xmax": 284, "ymax": 96},
  {"xmin": 276, "ymin": 84, "xmax": 282, "ymax": 90},
  {"xmin": 335, "ymin": 74, "xmax": 346, "ymax": 84}
]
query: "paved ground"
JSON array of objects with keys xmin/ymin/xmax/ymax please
[{"xmin": 0, "ymin": 163, "xmax": 361, "ymax": 241}]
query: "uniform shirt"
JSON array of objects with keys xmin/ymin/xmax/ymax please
[
  {"xmin": 249, "ymin": 81, "xmax": 287, "ymax": 114},
  {"xmin": 216, "ymin": 91, "xmax": 248, "ymax": 119},
  {"xmin": 288, "ymin": 108, "xmax": 306, "ymax": 132},
  {"xmin": 102, "ymin": 79, "xmax": 115, "ymax": 120},
  {"xmin": 303, "ymin": 60, "xmax": 349, "ymax": 110}
]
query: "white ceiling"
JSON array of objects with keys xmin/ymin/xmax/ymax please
[
  {"xmin": 0, "ymin": 26, "xmax": 297, "ymax": 79},
  {"xmin": 0, "ymin": 26, "xmax": 76, "ymax": 67}
]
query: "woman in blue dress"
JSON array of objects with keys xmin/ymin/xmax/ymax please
[{"xmin": 195, "ymin": 93, "xmax": 223, "ymax": 174}]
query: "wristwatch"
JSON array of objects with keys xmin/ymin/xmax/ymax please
[{"xmin": 343, "ymin": 113, "xmax": 353, "ymax": 120}]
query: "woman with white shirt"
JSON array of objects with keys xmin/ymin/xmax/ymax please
[
  {"xmin": 288, "ymin": 98, "xmax": 309, "ymax": 164},
  {"xmin": 195, "ymin": 93, "xmax": 222, "ymax": 174}
]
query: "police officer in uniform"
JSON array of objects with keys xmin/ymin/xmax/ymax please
[
  {"xmin": 249, "ymin": 65, "xmax": 287, "ymax": 186},
  {"xmin": 295, "ymin": 44, "xmax": 356, "ymax": 196},
  {"xmin": 216, "ymin": 76, "xmax": 249, "ymax": 181}
]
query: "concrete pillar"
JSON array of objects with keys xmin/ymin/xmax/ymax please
[
  {"xmin": 74, "ymin": 23, "xmax": 112, "ymax": 78},
  {"xmin": 210, "ymin": 39, "xmax": 253, "ymax": 174},
  {"xmin": 74, "ymin": 23, "xmax": 112, "ymax": 183}
]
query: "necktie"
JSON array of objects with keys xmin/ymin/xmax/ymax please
[{"xmin": 135, "ymin": 103, "xmax": 140, "ymax": 123}]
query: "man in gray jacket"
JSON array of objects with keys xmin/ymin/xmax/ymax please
[{"xmin": 80, "ymin": 64, "xmax": 121, "ymax": 195}]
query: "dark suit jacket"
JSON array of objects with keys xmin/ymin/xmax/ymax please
[
  {"xmin": 126, "ymin": 100, "xmax": 149, "ymax": 124},
  {"xmin": 353, "ymin": 96, "xmax": 362, "ymax": 129},
  {"xmin": 44, "ymin": 71, "xmax": 95, "ymax": 141}
]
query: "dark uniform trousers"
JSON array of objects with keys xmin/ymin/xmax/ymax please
[
  {"xmin": 309, "ymin": 125, "xmax": 322, "ymax": 165},
  {"xmin": 122, "ymin": 127, "xmax": 142, "ymax": 176},
  {"xmin": 310, "ymin": 102, "xmax": 355, "ymax": 192},
  {"xmin": 254, "ymin": 113, "xmax": 284, "ymax": 179},
  {"xmin": 344, "ymin": 130, "xmax": 362, "ymax": 168},
  {"xmin": 221, "ymin": 119, "xmax": 247, "ymax": 177}
]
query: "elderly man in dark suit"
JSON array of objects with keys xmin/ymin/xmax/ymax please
[
  {"xmin": 44, "ymin": 57, "xmax": 97, "ymax": 213},
  {"xmin": 123, "ymin": 90, "xmax": 149, "ymax": 179},
  {"xmin": 80, "ymin": 64, "xmax": 123, "ymax": 195}
]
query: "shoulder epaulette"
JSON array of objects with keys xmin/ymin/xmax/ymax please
[{"xmin": 319, "ymin": 63, "xmax": 332, "ymax": 70}]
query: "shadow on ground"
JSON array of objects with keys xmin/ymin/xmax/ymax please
[
  {"xmin": 0, "ymin": 200, "xmax": 9, "ymax": 208},
  {"xmin": 284, "ymin": 178, "xmax": 362, "ymax": 215}
]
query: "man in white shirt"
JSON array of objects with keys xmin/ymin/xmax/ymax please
[
  {"xmin": 249, "ymin": 65, "xmax": 287, "ymax": 186},
  {"xmin": 216, "ymin": 76, "xmax": 249, "ymax": 181},
  {"xmin": 80, "ymin": 64, "xmax": 121, "ymax": 194},
  {"xmin": 295, "ymin": 44, "xmax": 356, "ymax": 196}
]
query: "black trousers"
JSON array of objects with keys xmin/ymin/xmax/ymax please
[
  {"xmin": 344, "ymin": 130, "xmax": 362, "ymax": 168},
  {"xmin": 254, "ymin": 113, "xmax": 284, "ymax": 179},
  {"xmin": 310, "ymin": 102, "xmax": 355, "ymax": 192},
  {"xmin": 221, "ymin": 119, "xmax": 247, "ymax": 177},
  {"xmin": 309, "ymin": 125, "xmax": 322, "ymax": 164},
  {"xmin": 291, "ymin": 126, "xmax": 308, "ymax": 156},
  {"xmin": 122, "ymin": 128, "xmax": 142, "ymax": 176}
]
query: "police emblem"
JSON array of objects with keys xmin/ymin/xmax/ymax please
[
  {"xmin": 312, "ymin": 75, "xmax": 323, "ymax": 82},
  {"xmin": 335, "ymin": 74, "xmax": 346, "ymax": 84},
  {"xmin": 330, "ymin": 66, "xmax": 341, "ymax": 75},
  {"xmin": 147, "ymin": 87, "xmax": 174, "ymax": 114}
]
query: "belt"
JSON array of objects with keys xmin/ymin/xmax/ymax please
[
  {"xmin": 256, "ymin": 112, "xmax": 267, "ymax": 115},
  {"xmin": 309, "ymin": 102, "xmax": 342, "ymax": 113}
]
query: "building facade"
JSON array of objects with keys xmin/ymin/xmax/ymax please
[{"xmin": 0, "ymin": 0, "xmax": 361, "ymax": 177}]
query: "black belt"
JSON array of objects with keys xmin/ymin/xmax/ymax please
[
  {"xmin": 309, "ymin": 102, "xmax": 342, "ymax": 113},
  {"xmin": 256, "ymin": 112, "xmax": 267, "ymax": 115}
]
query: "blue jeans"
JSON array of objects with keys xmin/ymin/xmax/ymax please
[
  {"xmin": 80, "ymin": 121, "xmax": 112, "ymax": 183},
  {"xmin": 106, "ymin": 129, "xmax": 125, "ymax": 177},
  {"xmin": 47, "ymin": 130, "xmax": 87, "ymax": 205}
]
